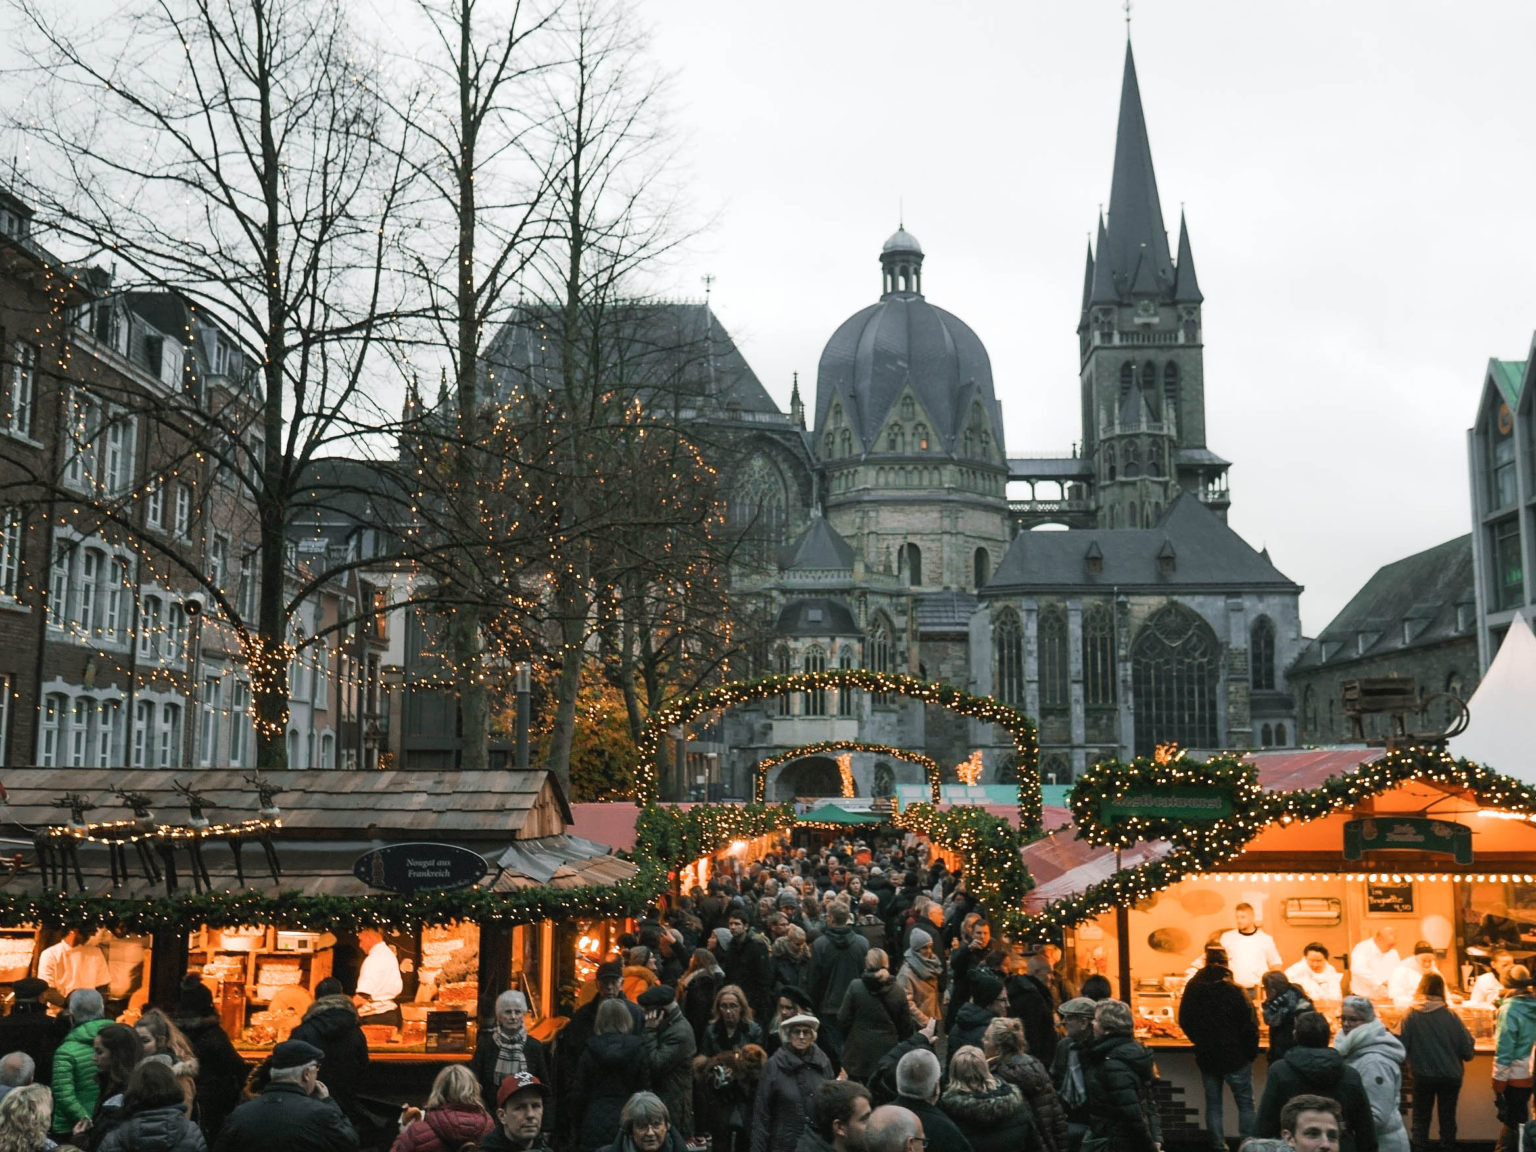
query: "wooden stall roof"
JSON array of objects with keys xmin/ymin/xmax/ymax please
[{"xmin": 0, "ymin": 768, "xmax": 573, "ymax": 840}]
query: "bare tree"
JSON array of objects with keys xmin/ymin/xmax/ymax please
[{"xmin": 8, "ymin": 0, "xmax": 414, "ymax": 764}]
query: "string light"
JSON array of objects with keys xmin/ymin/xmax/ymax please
[{"xmin": 750, "ymin": 740, "xmax": 942, "ymax": 803}]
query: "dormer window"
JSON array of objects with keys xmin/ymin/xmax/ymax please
[
  {"xmin": 1085, "ymin": 542, "xmax": 1104, "ymax": 576},
  {"xmin": 1157, "ymin": 540, "xmax": 1176, "ymax": 575},
  {"xmin": 901, "ymin": 396, "xmax": 915, "ymax": 420},
  {"xmin": 914, "ymin": 423, "xmax": 929, "ymax": 451}
]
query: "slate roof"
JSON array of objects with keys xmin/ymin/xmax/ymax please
[
  {"xmin": 985, "ymin": 493, "xmax": 1298, "ymax": 593},
  {"xmin": 481, "ymin": 301, "xmax": 782, "ymax": 420},
  {"xmin": 1490, "ymin": 359, "xmax": 1526, "ymax": 408},
  {"xmin": 1289, "ymin": 535, "xmax": 1475, "ymax": 672},
  {"xmin": 814, "ymin": 238, "xmax": 1006, "ymax": 458},
  {"xmin": 914, "ymin": 591, "xmax": 979, "ymax": 633},
  {"xmin": 1089, "ymin": 44, "xmax": 1198, "ymax": 306},
  {"xmin": 774, "ymin": 598, "xmax": 861, "ymax": 637},
  {"xmin": 1008, "ymin": 457, "xmax": 1094, "ymax": 481},
  {"xmin": 777, "ymin": 513, "xmax": 855, "ymax": 572}
]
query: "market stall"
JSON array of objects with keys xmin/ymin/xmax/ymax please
[
  {"xmin": 0, "ymin": 768, "xmax": 641, "ymax": 1070},
  {"xmin": 1028, "ymin": 745, "xmax": 1536, "ymax": 1143}
]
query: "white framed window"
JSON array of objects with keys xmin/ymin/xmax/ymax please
[
  {"xmin": 78, "ymin": 549, "xmax": 100, "ymax": 634},
  {"xmin": 167, "ymin": 603, "xmax": 187, "ymax": 665},
  {"xmin": 174, "ymin": 485, "xmax": 192, "ymax": 540},
  {"xmin": 40, "ymin": 693, "xmax": 64, "ymax": 766},
  {"xmin": 146, "ymin": 482, "xmax": 165, "ymax": 531},
  {"xmin": 158, "ymin": 702, "xmax": 182, "ymax": 768},
  {"xmin": 138, "ymin": 594, "xmax": 163, "ymax": 660},
  {"xmin": 69, "ymin": 698, "xmax": 91, "ymax": 767},
  {"xmin": 96, "ymin": 700, "xmax": 120, "ymax": 767},
  {"xmin": 238, "ymin": 553, "xmax": 258, "ymax": 620},
  {"xmin": 210, "ymin": 533, "xmax": 229, "ymax": 593},
  {"xmin": 230, "ymin": 680, "xmax": 250, "ymax": 767},
  {"xmin": 132, "ymin": 699, "xmax": 154, "ymax": 768},
  {"xmin": 200, "ymin": 677, "xmax": 222, "ymax": 766},
  {"xmin": 62, "ymin": 392, "xmax": 96, "ymax": 490},
  {"xmin": 7, "ymin": 342, "xmax": 35, "ymax": 438},
  {"xmin": 315, "ymin": 647, "xmax": 330, "ymax": 709},
  {"xmin": 102, "ymin": 417, "xmax": 136, "ymax": 496},
  {"xmin": 104, "ymin": 558, "xmax": 129, "ymax": 638},
  {"xmin": 48, "ymin": 546, "xmax": 68, "ymax": 627},
  {"xmin": 319, "ymin": 731, "xmax": 335, "ymax": 768},
  {"xmin": 0, "ymin": 509, "xmax": 20, "ymax": 599}
]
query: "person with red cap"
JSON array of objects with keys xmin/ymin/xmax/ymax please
[{"xmin": 480, "ymin": 1072, "xmax": 553, "ymax": 1152}]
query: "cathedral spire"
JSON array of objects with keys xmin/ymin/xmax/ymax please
[
  {"xmin": 1173, "ymin": 210, "xmax": 1203, "ymax": 303},
  {"xmin": 1089, "ymin": 212, "xmax": 1117, "ymax": 305},
  {"xmin": 1079, "ymin": 237, "xmax": 1095, "ymax": 321},
  {"xmin": 1104, "ymin": 42, "xmax": 1173, "ymax": 300}
]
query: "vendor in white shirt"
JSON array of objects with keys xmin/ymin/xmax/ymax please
[
  {"xmin": 1348, "ymin": 926, "xmax": 1400, "ymax": 1000},
  {"xmin": 1218, "ymin": 903, "xmax": 1283, "ymax": 991},
  {"xmin": 353, "ymin": 927, "xmax": 404, "ymax": 1029},
  {"xmin": 1285, "ymin": 942, "xmax": 1344, "ymax": 1002},
  {"xmin": 36, "ymin": 927, "xmax": 110, "ymax": 1004},
  {"xmin": 1470, "ymin": 949, "xmax": 1515, "ymax": 1005},
  {"xmin": 1387, "ymin": 940, "xmax": 1439, "ymax": 1005}
]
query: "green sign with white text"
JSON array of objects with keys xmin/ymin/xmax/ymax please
[
  {"xmin": 1100, "ymin": 786, "xmax": 1236, "ymax": 824},
  {"xmin": 1343, "ymin": 817, "xmax": 1472, "ymax": 865}
]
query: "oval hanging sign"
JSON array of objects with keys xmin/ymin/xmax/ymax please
[{"xmin": 353, "ymin": 843, "xmax": 489, "ymax": 894}]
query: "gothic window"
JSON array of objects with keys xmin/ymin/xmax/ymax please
[
  {"xmin": 773, "ymin": 643, "xmax": 792, "ymax": 716},
  {"xmin": 1250, "ymin": 616, "xmax": 1277, "ymax": 691},
  {"xmin": 1148, "ymin": 442, "xmax": 1163, "ymax": 477},
  {"xmin": 1124, "ymin": 442, "xmax": 1140, "ymax": 478},
  {"xmin": 979, "ymin": 430, "xmax": 991, "ymax": 458},
  {"xmin": 993, "ymin": 609, "xmax": 1024, "ymax": 705},
  {"xmin": 823, "ymin": 431, "xmax": 836, "ymax": 457},
  {"xmin": 973, "ymin": 548, "xmax": 990, "ymax": 587},
  {"xmin": 838, "ymin": 647, "xmax": 855, "ymax": 715},
  {"xmin": 1261, "ymin": 723, "xmax": 1273, "ymax": 747},
  {"xmin": 1041, "ymin": 753, "xmax": 1070, "ymax": 784},
  {"xmin": 886, "ymin": 426, "xmax": 906, "ymax": 452},
  {"xmin": 841, "ymin": 429, "xmax": 852, "ymax": 455},
  {"xmin": 803, "ymin": 645, "xmax": 827, "ymax": 715},
  {"xmin": 1119, "ymin": 362, "xmax": 1134, "ymax": 404},
  {"xmin": 900, "ymin": 543, "xmax": 922, "ymax": 586},
  {"xmin": 1275, "ymin": 722, "xmax": 1287, "ymax": 745},
  {"xmin": 873, "ymin": 762, "xmax": 895, "ymax": 797},
  {"xmin": 914, "ymin": 423, "xmax": 929, "ymax": 451},
  {"xmin": 731, "ymin": 455, "xmax": 789, "ymax": 562},
  {"xmin": 1083, "ymin": 603, "xmax": 1116, "ymax": 706},
  {"xmin": 1039, "ymin": 605, "xmax": 1069, "ymax": 708},
  {"xmin": 963, "ymin": 429, "xmax": 976, "ymax": 456},
  {"xmin": 1106, "ymin": 445, "xmax": 1117, "ymax": 483},
  {"xmin": 1163, "ymin": 364, "xmax": 1180, "ymax": 431},
  {"xmin": 901, "ymin": 396, "xmax": 915, "ymax": 420},
  {"xmin": 1129, "ymin": 504, "xmax": 1139, "ymax": 528},
  {"xmin": 1131, "ymin": 603, "xmax": 1221, "ymax": 755},
  {"xmin": 867, "ymin": 615, "xmax": 894, "ymax": 705}
]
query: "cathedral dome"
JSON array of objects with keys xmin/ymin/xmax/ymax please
[{"xmin": 813, "ymin": 231, "xmax": 1005, "ymax": 460}]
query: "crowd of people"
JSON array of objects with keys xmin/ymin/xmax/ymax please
[{"xmin": 2, "ymin": 838, "xmax": 1534, "ymax": 1152}]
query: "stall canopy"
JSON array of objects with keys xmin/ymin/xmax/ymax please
[
  {"xmin": 801, "ymin": 803, "xmax": 885, "ymax": 826},
  {"xmin": 0, "ymin": 768, "xmax": 635, "ymax": 898},
  {"xmin": 1449, "ymin": 611, "xmax": 1536, "ymax": 781}
]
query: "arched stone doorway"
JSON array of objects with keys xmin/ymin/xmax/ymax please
[{"xmin": 773, "ymin": 756, "xmax": 847, "ymax": 800}]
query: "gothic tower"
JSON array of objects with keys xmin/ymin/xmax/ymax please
[{"xmin": 1079, "ymin": 44, "xmax": 1230, "ymax": 528}]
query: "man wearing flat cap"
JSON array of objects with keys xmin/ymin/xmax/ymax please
[
  {"xmin": 213, "ymin": 1038, "xmax": 357, "ymax": 1152},
  {"xmin": 1050, "ymin": 997, "xmax": 1098, "ymax": 1146},
  {"xmin": 480, "ymin": 1072, "xmax": 553, "ymax": 1152},
  {"xmin": 0, "ymin": 977, "xmax": 67, "ymax": 1087},
  {"xmin": 639, "ymin": 984, "xmax": 696, "ymax": 1137}
]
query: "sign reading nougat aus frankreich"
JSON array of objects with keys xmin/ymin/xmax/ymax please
[{"xmin": 353, "ymin": 842, "xmax": 490, "ymax": 894}]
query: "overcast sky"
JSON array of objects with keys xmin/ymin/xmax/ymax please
[{"xmin": 636, "ymin": 0, "xmax": 1536, "ymax": 638}]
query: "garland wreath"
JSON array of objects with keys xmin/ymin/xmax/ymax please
[
  {"xmin": 1019, "ymin": 744, "xmax": 1536, "ymax": 941},
  {"xmin": 1069, "ymin": 749, "xmax": 1263, "ymax": 859},
  {"xmin": 633, "ymin": 802, "xmax": 798, "ymax": 876},
  {"xmin": 895, "ymin": 802, "xmax": 1035, "ymax": 934},
  {"xmin": 637, "ymin": 670, "xmax": 1042, "ymax": 834},
  {"xmin": 751, "ymin": 741, "xmax": 942, "ymax": 804}
]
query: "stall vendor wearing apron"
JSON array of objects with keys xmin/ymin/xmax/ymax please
[{"xmin": 353, "ymin": 928, "xmax": 404, "ymax": 1030}]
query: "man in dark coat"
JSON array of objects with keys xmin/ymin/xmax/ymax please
[
  {"xmin": 1177, "ymin": 946, "xmax": 1259, "ymax": 1151},
  {"xmin": 1254, "ymin": 1011, "xmax": 1378, "ymax": 1152},
  {"xmin": 639, "ymin": 985, "xmax": 696, "ymax": 1138},
  {"xmin": 172, "ymin": 977, "xmax": 250, "ymax": 1141},
  {"xmin": 945, "ymin": 971, "xmax": 1006, "ymax": 1062},
  {"xmin": 0, "ymin": 978, "xmax": 66, "ymax": 1087},
  {"xmin": 288, "ymin": 977, "xmax": 371, "ymax": 1132},
  {"xmin": 891, "ymin": 1047, "xmax": 973, "ymax": 1152},
  {"xmin": 212, "ymin": 1039, "xmax": 358, "ymax": 1152},
  {"xmin": 809, "ymin": 904, "xmax": 869, "ymax": 1058},
  {"xmin": 1002, "ymin": 959, "xmax": 1057, "ymax": 1067},
  {"xmin": 1048, "ymin": 997, "xmax": 1097, "ymax": 1144},
  {"xmin": 943, "ymin": 916, "xmax": 990, "ymax": 1031},
  {"xmin": 1082, "ymin": 1000, "xmax": 1158, "ymax": 1152},
  {"xmin": 718, "ymin": 910, "xmax": 775, "ymax": 1026}
]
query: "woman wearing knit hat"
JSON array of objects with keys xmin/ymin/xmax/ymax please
[{"xmin": 895, "ymin": 928, "xmax": 943, "ymax": 1051}]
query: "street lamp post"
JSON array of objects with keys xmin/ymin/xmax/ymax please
[{"xmin": 515, "ymin": 662, "xmax": 531, "ymax": 769}]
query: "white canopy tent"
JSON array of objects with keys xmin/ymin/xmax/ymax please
[{"xmin": 1448, "ymin": 611, "xmax": 1536, "ymax": 782}]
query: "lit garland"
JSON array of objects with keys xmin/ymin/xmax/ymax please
[
  {"xmin": 1069, "ymin": 750, "xmax": 1263, "ymax": 857},
  {"xmin": 637, "ymin": 671, "xmax": 1042, "ymax": 833},
  {"xmin": 895, "ymin": 802, "xmax": 1035, "ymax": 933},
  {"xmin": 632, "ymin": 802, "xmax": 797, "ymax": 875},
  {"xmin": 837, "ymin": 753, "xmax": 855, "ymax": 799},
  {"xmin": 36, "ymin": 817, "xmax": 280, "ymax": 847},
  {"xmin": 1020, "ymin": 745, "xmax": 1536, "ymax": 941},
  {"xmin": 750, "ymin": 740, "xmax": 942, "ymax": 803},
  {"xmin": 955, "ymin": 750, "xmax": 984, "ymax": 786}
]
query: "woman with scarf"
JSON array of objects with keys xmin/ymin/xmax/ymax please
[
  {"xmin": 472, "ymin": 991, "xmax": 550, "ymax": 1113},
  {"xmin": 895, "ymin": 928, "xmax": 944, "ymax": 1052},
  {"xmin": 1335, "ymin": 995, "xmax": 1409, "ymax": 1152}
]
